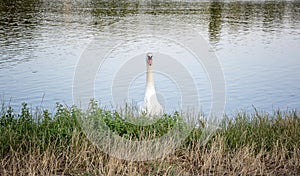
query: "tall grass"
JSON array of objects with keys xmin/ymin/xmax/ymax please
[{"xmin": 0, "ymin": 101, "xmax": 299, "ymax": 175}]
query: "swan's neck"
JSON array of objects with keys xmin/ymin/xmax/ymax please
[
  {"xmin": 143, "ymin": 60, "xmax": 163, "ymax": 115},
  {"xmin": 145, "ymin": 65, "xmax": 156, "ymax": 98}
]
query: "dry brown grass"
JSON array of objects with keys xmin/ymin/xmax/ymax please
[{"xmin": 0, "ymin": 131, "xmax": 299, "ymax": 176}]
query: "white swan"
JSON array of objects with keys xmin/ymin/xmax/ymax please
[{"xmin": 141, "ymin": 53, "xmax": 163, "ymax": 116}]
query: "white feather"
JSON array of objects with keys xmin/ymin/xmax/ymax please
[{"xmin": 141, "ymin": 53, "xmax": 163, "ymax": 116}]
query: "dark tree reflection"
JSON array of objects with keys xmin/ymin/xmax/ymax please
[
  {"xmin": 0, "ymin": 0, "xmax": 42, "ymax": 66},
  {"xmin": 208, "ymin": 2, "xmax": 223, "ymax": 43}
]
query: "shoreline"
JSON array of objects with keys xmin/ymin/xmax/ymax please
[{"xmin": 0, "ymin": 102, "xmax": 299, "ymax": 175}]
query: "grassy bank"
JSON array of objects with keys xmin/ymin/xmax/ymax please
[{"xmin": 0, "ymin": 102, "xmax": 299, "ymax": 175}]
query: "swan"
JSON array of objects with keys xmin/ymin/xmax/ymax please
[{"xmin": 141, "ymin": 53, "xmax": 163, "ymax": 116}]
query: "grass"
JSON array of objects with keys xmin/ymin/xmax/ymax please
[{"xmin": 0, "ymin": 101, "xmax": 299, "ymax": 175}]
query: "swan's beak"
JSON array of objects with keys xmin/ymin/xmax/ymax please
[{"xmin": 147, "ymin": 56, "xmax": 153, "ymax": 66}]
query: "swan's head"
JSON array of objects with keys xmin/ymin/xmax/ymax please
[{"xmin": 147, "ymin": 53, "xmax": 153, "ymax": 66}]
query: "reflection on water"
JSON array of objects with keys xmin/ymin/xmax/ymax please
[
  {"xmin": 0, "ymin": 0, "xmax": 299, "ymax": 114},
  {"xmin": 0, "ymin": 0, "xmax": 42, "ymax": 67}
]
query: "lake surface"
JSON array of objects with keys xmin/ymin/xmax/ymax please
[{"xmin": 0, "ymin": 0, "xmax": 299, "ymax": 116}]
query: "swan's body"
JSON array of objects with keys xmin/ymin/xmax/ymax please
[{"xmin": 142, "ymin": 53, "xmax": 163, "ymax": 116}]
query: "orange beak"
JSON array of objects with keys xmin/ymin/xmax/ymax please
[{"xmin": 147, "ymin": 56, "xmax": 152, "ymax": 66}]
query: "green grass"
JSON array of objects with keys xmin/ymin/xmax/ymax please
[
  {"xmin": 0, "ymin": 100, "xmax": 299, "ymax": 175},
  {"xmin": 220, "ymin": 108, "xmax": 300, "ymax": 153}
]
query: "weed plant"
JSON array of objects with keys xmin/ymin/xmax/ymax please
[{"xmin": 0, "ymin": 101, "xmax": 299, "ymax": 175}]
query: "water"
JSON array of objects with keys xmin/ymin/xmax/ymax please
[{"xmin": 0, "ymin": 0, "xmax": 299, "ymax": 115}]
